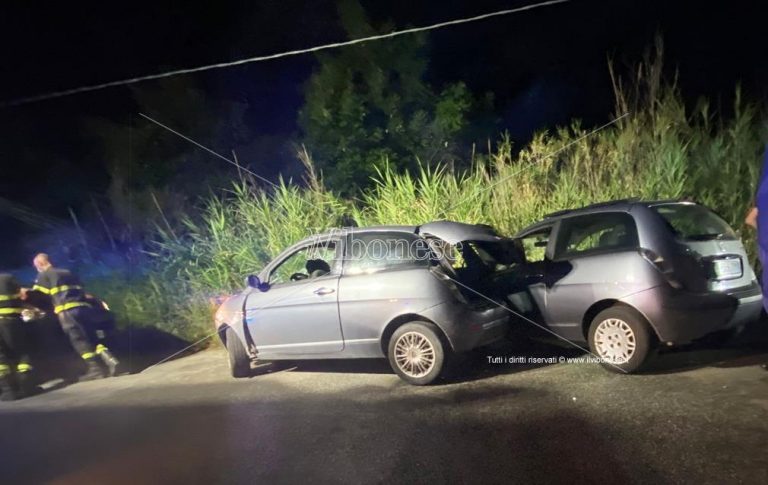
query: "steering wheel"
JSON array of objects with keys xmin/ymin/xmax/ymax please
[{"xmin": 290, "ymin": 272, "xmax": 309, "ymax": 282}]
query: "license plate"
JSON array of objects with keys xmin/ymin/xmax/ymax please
[{"xmin": 713, "ymin": 258, "xmax": 742, "ymax": 279}]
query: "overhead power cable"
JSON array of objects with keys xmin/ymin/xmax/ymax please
[
  {"xmin": 138, "ymin": 113, "xmax": 278, "ymax": 188},
  {"xmin": 2, "ymin": 0, "xmax": 570, "ymax": 107}
]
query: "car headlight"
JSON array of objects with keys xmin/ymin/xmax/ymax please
[
  {"xmin": 214, "ymin": 304, "xmax": 228, "ymax": 326},
  {"xmin": 214, "ymin": 298, "xmax": 243, "ymax": 326}
]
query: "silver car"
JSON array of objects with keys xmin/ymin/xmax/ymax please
[
  {"xmin": 511, "ymin": 199, "xmax": 763, "ymax": 373},
  {"xmin": 214, "ymin": 222, "xmax": 518, "ymax": 385}
]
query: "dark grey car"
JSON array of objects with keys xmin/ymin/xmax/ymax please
[
  {"xmin": 215, "ymin": 222, "xmax": 519, "ymax": 385},
  {"xmin": 511, "ymin": 199, "xmax": 763, "ymax": 372}
]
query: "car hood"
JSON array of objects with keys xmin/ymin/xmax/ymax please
[
  {"xmin": 418, "ymin": 221, "xmax": 523, "ymax": 264},
  {"xmin": 417, "ymin": 221, "xmax": 504, "ymax": 244}
]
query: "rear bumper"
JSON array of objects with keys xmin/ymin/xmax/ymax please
[
  {"xmin": 622, "ymin": 282, "xmax": 763, "ymax": 343},
  {"xmin": 722, "ymin": 284, "xmax": 763, "ymax": 329},
  {"xmin": 422, "ymin": 301, "xmax": 509, "ymax": 353}
]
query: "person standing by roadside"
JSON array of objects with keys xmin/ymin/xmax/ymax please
[
  {"xmin": 749, "ymin": 146, "xmax": 768, "ymax": 308},
  {"xmin": 746, "ymin": 206, "xmax": 758, "ymax": 230},
  {"xmin": 0, "ymin": 272, "xmax": 35, "ymax": 400},
  {"xmin": 747, "ymin": 144, "xmax": 768, "ymax": 369},
  {"xmin": 28, "ymin": 254, "xmax": 111, "ymax": 380},
  {"xmin": 745, "ymin": 205, "xmax": 759, "ymax": 271}
]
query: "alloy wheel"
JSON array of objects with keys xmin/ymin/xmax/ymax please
[
  {"xmin": 594, "ymin": 318, "xmax": 637, "ymax": 364},
  {"xmin": 394, "ymin": 331, "xmax": 436, "ymax": 378}
]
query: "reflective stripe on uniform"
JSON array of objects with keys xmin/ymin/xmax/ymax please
[
  {"xmin": 95, "ymin": 343, "xmax": 109, "ymax": 354},
  {"xmin": 0, "ymin": 308, "xmax": 24, "ymax": 315},
  {"xmin": 32, "ymin": 284, "xmax": 51, "ymax": 294},
  {"xmin": 16, "ymin": 363, "xmax": 32, "ymax": 373},
  {"xmin": 0, "ymin": 293, "xmax": 21, "ymax": 301},
  {"xmin": 54, "ymin": 301, "xmax": 91, "ymax": 314},
  {"xmin": 81, "ymin": 352, "xmax": 95, "ymax": 360},
  {"xmin": 50, "ymin": 285, "xmax": 83, "ymax": 295},
  {"xmin": 0, "ymin": 364, "xmax": 9, "ymax": 376}
]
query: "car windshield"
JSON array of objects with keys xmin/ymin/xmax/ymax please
[{"xmin": 652, "ymin": 203, "xmax": 737, "ymax": 241}]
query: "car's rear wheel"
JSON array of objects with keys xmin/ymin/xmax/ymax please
[
  {"xmin": 388, "ymin": 322, "xmax": 445, "ymax": 385},
  {"xmin": 225, "ymin": 327, "xmax": 251, "ymax": 378},
  {"xmin": 588, "ymin": 306, "xmax": 653, "ymax": 374}
]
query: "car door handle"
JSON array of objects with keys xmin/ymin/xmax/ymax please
[{"xmin": 313, "ymin": 287, "xmax": 335, "ymax": 296}]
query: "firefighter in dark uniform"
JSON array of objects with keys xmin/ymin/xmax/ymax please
[
  {"xmin": 30, "ymin": 253, "xmax": 117, "ymax": 380},
  {"xmin": 0, "ymin": 272, "xmax": 35, "ymax": 400}
]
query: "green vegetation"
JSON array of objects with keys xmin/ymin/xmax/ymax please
[
  {"xmin": 97, "ymin": 42, "xmax": 766, "ymax": 344},
  {"xmin": 299, "ymin": 0, "xmax": 484, "ymax": 195}
]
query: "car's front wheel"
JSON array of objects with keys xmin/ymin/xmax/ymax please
[
  {"xmin": 388, "ymin": 322, "xmax": 446, "ymax": 385},
  {"xmin": 588, "ymin": 306, "xmax": 653, "ymax": 374},
  {"xmin": 225, "ymin": 327, "xmax": 251, "ymax": 378}
]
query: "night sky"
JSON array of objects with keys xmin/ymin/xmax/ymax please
[{"xmin": 0, "ymin": 0, "xmax": 766, "ymax": 267}]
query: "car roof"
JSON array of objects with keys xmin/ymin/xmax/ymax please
[
  {"xmin": 293, "ymin": 225, "xmax": 417, "ymax": 245},
  {"xmin": 543, "ymin": 198, "xmax": 697, "ymax": 218},
  {"xmin": 350, "ymin": 225, "xmax": 419, "ymax": 234},
  {"xmin": 514, "ymin": 198, "xmax": 695, "ymax": 237},
  {"xmin": 298, "ymin": 221, "xmax": 505, "ymax": 245},
  {"xmin": 542, "ymin": 198, "xmax": 639, "ymax": 218}
]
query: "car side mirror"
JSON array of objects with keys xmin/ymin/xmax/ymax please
[{"xmin": 246, "ymin": 275, "xmax": 269, "ymax": 292}]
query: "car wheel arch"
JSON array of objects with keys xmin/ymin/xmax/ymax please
[
  {"xmin": 380, "ymin": 314, "xmax": 453, "ymax": 355},
  {"xmin": 219, "ymin": 322, "xmax": 257, "ymax": 357},
  {"xmin": 582, "ymin": 300, "xmax": 660, "ymax": 341},
  {"xmin": 217, "ymin": 324, "xmax": 230, "ymax": 346}
]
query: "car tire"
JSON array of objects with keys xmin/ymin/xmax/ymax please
[
  {"xmin": 588, "ymin": 306, "xmax": 653, "ymax": 374},
  {"xmin": 388, "ymin": 322, "xmax": 446, "ymax": 385},
  {"xmin": 225, "ymin": 327, "xmax": 251, "ymax": 378}
]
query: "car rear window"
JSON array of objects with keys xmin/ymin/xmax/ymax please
[
  {"xmin": 554, "ymin": 212, "xmax": 639, "ymax": 259},
  {"xmin": 651, "ymin": 203, "xmax": 737, "ymax": 241}
]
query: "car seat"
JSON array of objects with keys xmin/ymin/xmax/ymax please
[
  {"xmin": 598, "ymin": 229, "xmax": 619, "ymax": 247},
  {"xmin": 306, "ymin": 259, "xmax": 331, "ymax": 278},
  {"xmin": 598, "ymin": 228, "xmax": 632, "ymax": 249}
]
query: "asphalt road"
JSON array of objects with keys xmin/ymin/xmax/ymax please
[{"xmin": 1, "ymin": 340, "xmax": 767, "ymax": 484}]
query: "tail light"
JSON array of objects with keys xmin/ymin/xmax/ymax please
[{"xmin": 639, "ymin": 248, "xmax": 683, "ymax": 289}]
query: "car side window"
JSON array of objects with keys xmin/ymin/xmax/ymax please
[
  {"xmin": 519, "ymin": 229, "xmax": 552, "ymax": 263},
  {"xmin": 555, "ymin": 212, "xmax": 638, "ymax": 259},
  {"xmin": 270, "ymin": 241, "xmax": 339, "ymax": 285},
  {"xmin": 345, "ymin": 233, "xmax": 429, "ymax": 275}
]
